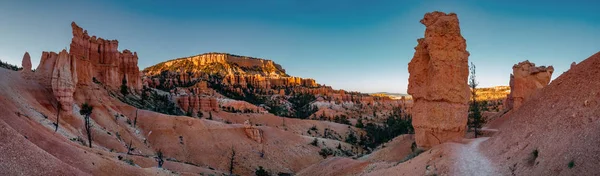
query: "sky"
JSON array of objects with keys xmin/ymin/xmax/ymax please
[{"xmin": 1, "ymin": 0, "xmax": 599, "ymax": 93}]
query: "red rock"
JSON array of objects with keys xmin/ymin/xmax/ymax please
[
  {"xmin": 51, "ymin": 50, "xmax": 78, "ymax": 111},
  {"xmin": 504, "ymin": 60, "xmax": 554, "ymax": 110},
  {"xmin": 243, "ymin": 120, "xmax": 264, "ymax": 143},
  {"xmin": 20, "ymin": 52, "xmax": 32, "ymax": 78},
  {"xmin": 407, "ymin": 11, "xmax": 470, "ymax": 149},
  {"xmin": 69, "ymin": 22, "xmax": 141, "ymax": 90}
]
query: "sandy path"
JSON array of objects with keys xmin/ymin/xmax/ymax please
[{"xmin": 453, "ymin": 137, "xmax": 498, "ymax": 176}]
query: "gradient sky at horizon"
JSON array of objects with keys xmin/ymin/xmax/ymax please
[{"xmin": 1, "ymin": 0, "xmax": 599, "ymax": 93}]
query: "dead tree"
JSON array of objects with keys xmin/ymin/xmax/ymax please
[
  {"xmin": 55, "ymin": 103, "xmax": 61, "ymax": 132},
  {"xmin": 229, "ymin": 146, "xmax": 236, "ymax": 176},
  {"xmin": 127, "ymin": 139, "xmax": 134, "ymax": 155}
]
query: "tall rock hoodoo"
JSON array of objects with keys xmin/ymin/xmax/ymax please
[
  {"xmin": 20, "ymin": 52, "xmax": 32, "ymax": 78},
  {"xmin": 504, "ymin": 60, "xmax": 554, "ymax": 110},
  {"xmin": 407, "ymin": 11, "xmax": 470, "ymax": 149},
  {"xmin": 51, "ymin": 50, "xmax": 78, "ymax": 111}
]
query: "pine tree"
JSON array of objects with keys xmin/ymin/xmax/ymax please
[
  {"xmin": 79, "ymin": 103, "xmax": 94, "ymax": 148},
  {"xmin": 121, "ymin": 75, "xmax": 129, "ymax": 95},
  {"xmin": 468, "ymin": 62, "xmax": 485, "ymax": 137}
]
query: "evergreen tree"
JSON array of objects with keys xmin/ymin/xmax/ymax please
[
  {"xmin": 79, "ymin": 103, "xmax": 94, "ymax": 148},
  {"xmin": 121, "ymin": 75, "xmax": 129, "ymax": 95},
  {"xmin": 468, "ymin": 62, "xmax": 485, "ymax": 137}
]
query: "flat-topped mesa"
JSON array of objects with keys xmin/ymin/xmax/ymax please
[
  {"xmin": 408, "ymin": 11, "xmax": 470, "ymax": 149},
  {"xmin": 144, "ymin": 52, "xmax": 287, "ymax": 77},
  {"xmin": 143, "ymin": 52, "xmax": 320, "ymax": 90},
  {"xmin": 70, "ymin": 22, "xmax": 141, "ymax": 90},
  {"xmin": 504, "ymin": 60, "xmax": 554, "ymax": 110}
]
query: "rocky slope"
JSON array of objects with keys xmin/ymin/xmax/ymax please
[
  {"xmin": 0, "ymin": 22, "xmax": 373, "ymax": 176},
  {"xmin": 481, "ymin": 52, "xmax": 600, "ymax": 175}
]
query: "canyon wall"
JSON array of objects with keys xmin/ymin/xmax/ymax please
[
  {"xmin": 504, "ymin": 60, "xmax": 554, "ymax": 110},
  {"xmin": 407, "ymin": 11, "xmax": 470, "ymax": 149}
]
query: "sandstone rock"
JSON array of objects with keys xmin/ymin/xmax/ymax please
[
  {"xmin": 51, "ymin": 50, "xmax": 78, "ymax": 111},
  {"xmin": 505, "ymin": 60, "xmax": 554, "ymax": 110},
  {"xmin": 243, "ymin": 120, "xmax": 264, "ymax": 143},
  {"xmin": 177, "ymin": 95, "xmax": 219, "ymax": 115},
  {"xmin": 20, "ymin": 52, "xmax": 32, "ymax": 78},
  {"xmin": 407, "ymin": 11, "xmax": 470, "ymax": 149},
  {"xmin": 69, "ymin": 22, "xmax": 141, "ymax": 90}
]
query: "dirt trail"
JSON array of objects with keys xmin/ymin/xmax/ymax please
[{"xmin": 453, "ymin": 137, "xmax": 498, "ymax": 176}]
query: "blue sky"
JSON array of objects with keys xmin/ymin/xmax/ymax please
[{"xmin": 1, "ymin": 0, "xmax": 599, "ymax": 93}]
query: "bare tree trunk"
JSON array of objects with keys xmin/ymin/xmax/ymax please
[
  {"xmin": 134, "ymin": 109, "xmax": 138, "ymax": 127},
  {"xmin": 85, "ymin": 115, "xmax": 92, "ymax": 148},
  {"xmin": 229, "ymin": 146, "xmax": 236, "ymax": 176},
  {"xmin": 55, "ymin": 104, "xmax": 61, "ymax": 132}
]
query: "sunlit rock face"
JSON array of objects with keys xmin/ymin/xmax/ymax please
[
  {"xmin": 504, "ymin": 60, "xmax": 554, "ymax": 110},
  {"xmin": 407, "ymin": 11, "xmax": 470, "ymax": 149}
]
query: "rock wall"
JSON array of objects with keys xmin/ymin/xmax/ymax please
[
  {"xmin": 407, "ymin": 11, "xmax": 470, "ymax": 149},
  {"xmin": 504, "ymin": 60, "xmax": 554, "ymax": 110},
  {"xmin": 69, "ymin": 22, "xmax": 141, "ymax": 90},
  {"xmin": 176, "ymin": 96, "xmax": 220, "ymax": 114}
]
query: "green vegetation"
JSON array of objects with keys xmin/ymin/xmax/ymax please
[
  {"xmin": 255, "ymin": 166, "xmax": 270, "ymax": 176},
  {"xmin": 121, "ymin": 75, "xmax": 129, "ymax": 95},
  {"xmin": 0, "ymin": 60, "xmax": 22, "ymax": 71},
  {"xmin": 568, "ymin": 160, "xmax": 575, "ymax": 168},
  {"xmin": 310, "ymin": 138, "xmax": 319, "ymax": 146},
  {"xmin": 318, "ymin": 148, "xmax": 334, "ymax": 158},
  {"xmin": 468, "ymin": 62, "xmax": 485, "ymax": 137},
  {"xmin": 79, "ymin": 103, "xmax": 94, "ymax": 148},
  {"xmin": 357, "ymin": 108, "xmax": 413, "ymax": 150}
]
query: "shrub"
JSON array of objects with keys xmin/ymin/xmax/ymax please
[
  {"xmin": 528, "ymin": 149, "xmax": 539, "ymax": 166},
  {"xmin": 255, "ymin": 166, "xmax": 270, "ymax": 176},
  {"xmin": 310, "ymin": 138, "xmax": 318, "ymax": 146},
  {"xmin": 568, "ymin": 160, "xmax": 575, "ymax": 168},
  {"xmin": 318, "ymin": 148, "xmax": 334, "ymax": 158}
]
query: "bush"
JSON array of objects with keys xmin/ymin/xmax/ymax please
[
  {"xmin": 310, "ymin": 138, "xmax": 318, "ymax": 146},
  {"xmin": 255, "ymin": 166, "xmax": 270, "ymax": 176},
  {"xmin": 568, "ymin": 160, "xmax": 575, "ymax": 168},
  {"xmin": 318, "ymin": 148, "xmax": 334, "ymax": 158},
  {"xmin": 528, "ymin": 149, "xmax": 539, "ymax": 166}
]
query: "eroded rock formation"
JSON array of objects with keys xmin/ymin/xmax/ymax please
[
  {"xmin": 51, "ymin": 50, "xmax": 78, "ymax": 111},
  {"xmin": 176, "ymin": 96, "xmax": 219, "ymax": 115},
  {"xmin": 20, "ymin": 52, "xmax": 32, "ymax": 78},
  {"xmin": 70, "ymin": 22, "xmax": 141, "ymax": 90},
  {"xmin": 243, "ymin": 120, "xmax": 264, "ymax": 143},
  {"xmin": 408, "ymin": 11, "xmax": 470, "ymax": 149},
  {"xmin": 504, "ymin": 60, "xmax": 554, "ymax": 110}
]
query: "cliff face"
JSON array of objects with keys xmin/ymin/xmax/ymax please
[
  {"xmin": 144, "ymin": 53, "xmax": 287, "ymax": 77},
  {"xmin": 408, "ymin": 11, "xmax": 470, "ymax": 149},
  {"xmin": 504, "ymin": 60, "xmax": 554, "ymax": 110},
  {"xmin": 70, "ymin": 22, "xmax": 141, "ymax": 90},
  {"xmin": 143, "ymin": 53, "xmax": 319, "ymax": 90}
]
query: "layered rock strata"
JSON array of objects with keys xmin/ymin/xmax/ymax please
[
  {"xmin": 69, "ymin": 22, "xmax": 141, "ymax": 90},
  {"xmin": 407, "ymin": 11, "xmax": 470, "ymax": 149}
]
